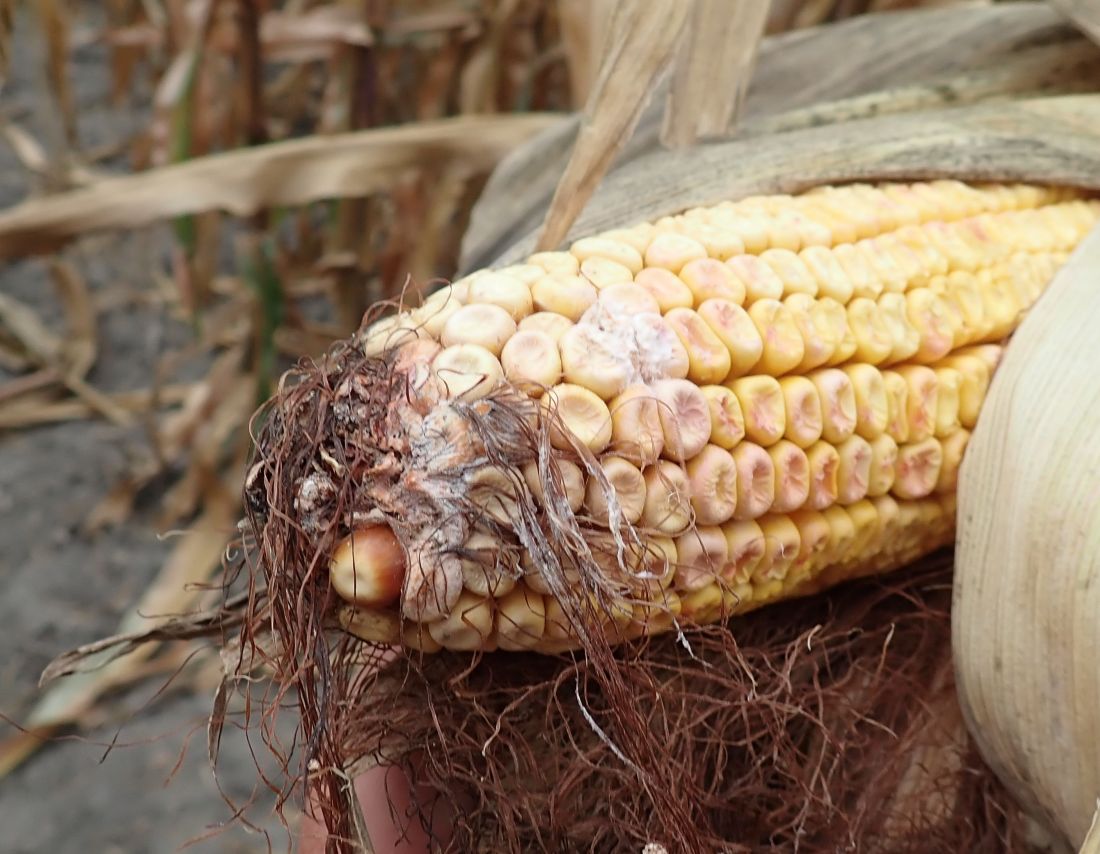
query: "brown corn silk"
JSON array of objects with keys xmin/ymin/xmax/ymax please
[{"xmin": 228, "ymin": 7, "xmax": 1100, "ymax": 850}]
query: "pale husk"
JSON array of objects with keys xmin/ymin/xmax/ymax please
[{"xmin": 953, "ymin": 222, "xmax": 1100, "ymax": 851}]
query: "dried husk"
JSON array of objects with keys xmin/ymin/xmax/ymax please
[{"xmin": 953, "ymin": 219, "xmax": 1100, "ymax": 852}]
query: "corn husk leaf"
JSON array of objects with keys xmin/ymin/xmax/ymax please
[
  {"xmin": 954, "ymin": 221, "xmax": 1100, "ymax": 851},
  {"xmin": 0, "ymin": 114, "xmax": 560, "ymax": 259},
  {"xmin": 535, "ymin": 0, "xmax": 692, "ymax": 251},
  {"xmin": 660, "ymin": 0, "xmax": 770, "ymax": 147}
]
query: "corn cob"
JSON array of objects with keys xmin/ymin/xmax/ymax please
[{"xmin": 302, "ymin": 180, "xmax": 1100, "ymax": 654}]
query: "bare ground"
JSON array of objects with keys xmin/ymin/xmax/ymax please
[{"xmin": 0, "ymin": 10, "xmax": 299, "ymax": 853}]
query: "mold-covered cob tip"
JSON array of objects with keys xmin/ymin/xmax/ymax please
[{"xmin": 244, "ymin": 180, "xmax": 1099, "ymax": 654}]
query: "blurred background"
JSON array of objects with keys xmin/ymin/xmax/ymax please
[{"xmin": 0, "ymin": 1, "xmax": 970, "ymax": 851}]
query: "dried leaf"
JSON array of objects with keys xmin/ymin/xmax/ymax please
[
  {"xmin": 0, "ymin": 292, "xmax": 62, "ymax": 364},
  {"xmin": 0, "ymin": 382, "xmax": 193, "ymax": 431},
  {"xmin": 0, "ymin": 113, "xmax": 560, "ymax": 259},
  {"xmin": 557, "ymin": 0, "xmax": 617, "ymax": 108},
  {"xmin": 661, "ymin": 0, "xmax": 771, "ymax": 148},
  {"xmin": 0, "ymin": 121, "xmax": 51, "ymax": 175},
  {"xmin": 536, "ymin": 0, "xmax": 692, "ymax": 251},
  {"xmin": 49, "ymin": 260, "xmax": 96, "ymax": 378},
  {"xmin": 33, "ymin": 0, "xmax": 75, "ymax": 151}
]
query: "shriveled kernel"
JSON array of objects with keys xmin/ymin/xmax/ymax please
[
  {"xmin": 633, "ymin": 313, "xmax": 692, "ymax": 379},
  {"xmin": 729, "ymin": 375, "xmax": 786, "ymax": 446},
  {"xmin": 501, "ymin": 329, "xmax": 561, "ymax": 392},
  {"xmin": 894, "ymin": 365, "xmax": 938, "ymax": 442},
  {"xmin": 570, "ymin": 236, "xmax": 644, "ymax": 275},
  {"xmin": 585, "ymin": 456, "xmax": 646, "ymax": 524},
  {"xmin": 700, "ymin": 385, "xmax": 746, "ymax": 449},
  {"xmin": 845, "ymin": 499, "xmax": 881, "ymax": 557},
  {"xmin": 784, "ymin": 294, "xmax": 833, "ymax": 371},
  {"xmin": 664, "ymin": 308, "xmax": 732, "ymax": 384},
  {"xmin": 933, "ymin": 367, "xmax": 962, "ymax": 436},
  {"xmin": 847, "ymin": 298, "xmax": 893, "ymax": 364},
  {"xmin": 519, "ymin": 311, "xmax": 573, "ymax": 343},
  {"xmin": 635, "ymin": 537, "xmax": 678, "ymax": 590},
  {"xmin": 545, "ymin": 383, "xmax": 613, "ymax": 452},
  {"xmin": 799, "ymin": 196, "xmax": 859, "ymax": 245},
  {"xmin": 842, "ymin": 364, "xmax": 888, "ymax": 439},
  {"xmin": 674, "ymin": 527, "xmax": 729, "ymax": 591},
  {"xmin": 558, "ymin": 323, "xmax": 631, "ymax": 400},
  {"xmin": 893, "ymin": 437, "xmax": 944, "ymax": 499},
  {"xmin": 414, "ymin": 288, "xmax": 463, "ymax": 338},
  {"xmin": 756, "ymin": 515, "xmax": 801, "ymax": 583},
  {"xmin": 789, "ymin": 508, "xmax": 831, "ymax": 573},
  {"xmin": 936, "ymin": 429, "xmax": 970, "ymax": 494},
  {"xmin": 809, "ymin": 368, "xmax": 857, "ymax": 443},
  {"xmin": 428, "ymin": 590, "xmax": 494, "ymax": 651},
  {"xmin": 906, "ymin": 288, "xmax": 956, "ymax": 362},
  {"xmin": 805, "ymin": 441, "xmax": 840, "ymax": 511},
  {"xmin": 633, "ymin": 267, "xmax": 695, "ymax": 312},
  {"xmin": 732, "ymin": 442, "xmax": 775, "ymax": 521},
  {"xmin": 469, "ymin": 465, "xmax": 523, "ymax": 527},
  {"xmin": 679, "ymin": 583, "xmax": 725, "ymax": 623},
  {"xmin": 495, "ymin": 585, "xmax": 547, "ymax": 651},
  {"xmin": 866, "ymin": 433, "xmax": 898, "ymax": 497},
  {"xmin": 363, "ymin": 315, "xmax": 423, "ymax": 357},
  {"xmin": 609, "ymin": 384, "xmax": 664, "ymax": 464},
  {"xmin": 687, "ymin": 444, "xmax": 739, "ymax": 525},
  {"xmin": 497, "ymin": 264, "xmax": 545, "ymax": 286},
  {"xmin": 697, "ymin": 299, "xmax": 765, "ymax": 377},
  {"xmin": 800, "ymin": 245, "xmax": 854, "ymax": 303},
  {"xmin": 722, "ymin": 520, "xmax": 766, "ymax": 584},
  {"xmin": 433, "ymin": 344, "xmax": 504, "ymax": 401},
  {"xmin": 642, "ymin": 460, "xmax": 694, "ymax": 535},
  {"xmin": 937, "ymin": 353, "xmax": 990, "ymax": 428},
  {"xmin": 834, "ymin": 242, "xmax": 881, "ymax": 299},
  {"xmin": 857, "ymin": 238, "xmax": 906, "ymax": 293},
  {"xmin": 645, "ymin": 232, "xmax": 708, "ymax": 273},
  {"xmin": 760, "ymin": 248, "xmax": 818, "ymax": 297},
  {"xmin": 711, "ymin": 211, "xmax": 769, "ymax": 254},
  {"xmin": 726, "ymin": 254, "xmax": 785, "ymax": 302},
  {"xmin": 836, "ymin": 434, "xmax": 873, "ymax": 505},
  {"xmin": 693, "ymin": 222, "xmax": 747, "ymax": 260},
  {"xmin": 771, "ymin": 376, "xmax": 823, "ymax": 449},
  {"xmin": 468, "ymin": 272, "xmax": 533, "ymax": 320},
  {"xmin": 531, "ymin": 274, "xmax": 597, "ymax": 321},
  {"xmin": 815, "ymin": 298, "xmax": 857, "ymax": 365},
  {"xmin": 528, "ymin": 250, "xmax": 580, "ymax": 276},
  {"xmin": 459, "ymin": 532, "xmax": 516, "ymax": 598},
  {"xmin": 522, "ymin": 459, "xmax": 585, "ymax": 513},
  {"xmin": 955, "ymin": 343, "xmax": 1003, "ymax": 375},
  {"xmin": 580, "ymin": 256, "xmax": 634, "ymax": 289},
  {"xmin": 877, "ymin": 292, "xmax": 921, "ymax": 364},
  {"xmin": 680, "ymin": 257, "xmax": 747, "ymax": 305},
  {"xmin": 747, "ymin": 299, "xmax": 805, "ymax": 375},
  {"xmin": 653, "ymin": 378, "xmax": 712, "ymax": 461},
  {"xmin": 881, "ymin": 370, "xmax": 910, "ymax": 442},
  {"xmin": 768, "ymin": 440, "xmax": 810, "ymax": 514},
  {"xmin": 821, "ymin": 504, "xmax": 857, "ymax": 563},
  {"xmin": 604, "ymin": 223, "xmax": 656, "ymax": 254},
  {"xmin": 596, "ymin": 282, "xmax": 661, "ymax": 316},
  {"xmin": 441, "ymin": 302, "xmax": 516, "ymax": 355}
]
